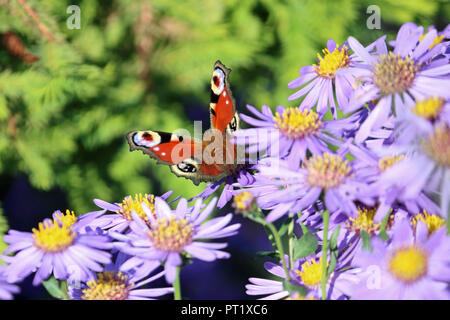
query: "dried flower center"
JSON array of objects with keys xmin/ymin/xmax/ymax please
[
  {"xmin": 411, "ymin": 210, "xmax": 445, "ymax": 235},
  {"xmin": 346, "ymin": 206, "xmax": 380, "ymax": 235},
  {"xmin": 148, "ymin": 217, "xmax": 194, "ymax": 252},
  {"xmin": 419, "ymin": 33, "xmax": 445, "ymax": 49},
  {"xmin": 373, "ymin": 53, "xmax": 419, "ymax": 95},
  {"xmin": 412, "ymin": 96, "xmax": 444, "ymax": 120},
  {"xmin": 117, "ymin": 193, "xmax": 156, "ymax": 222},
  {"xmin": 388, "ymin": 246, "xmax": 428, "ymax": 283},
  {"xmin": 423, "ymin": 124, "xmax": 450, "ymax": 167},
  {"xmin": 274, "ymin": 108, "xmax": 322, "ymax": 139},
  {"xmin": 32, "ymin": 210, "xmax": 77, "ymax": 252},
  {"xmin": 378, "ymin": 155, "xmax": 405, "ymax": 171},
  {"xmin": 232, "ymin": 191, "xmax": 254, "ymax": 214},
  {"xmin": 296, "ymin": 258, "xmax": 327, "ymax": 288},
  {"xmin": 304, "ymin": 153, "xmax": 351, "ymax": 189},
  {"xmin": 313, "ymin": 45, "xmax": 350, "ymax": 78},
  {"xmin": 81, "ymin": 272, "xmax": 132, "ymax": 300}
]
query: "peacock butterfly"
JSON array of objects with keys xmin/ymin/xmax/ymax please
[{"xmin": 126, "ymin": 61, "xmax": 243, "ymax": 185}]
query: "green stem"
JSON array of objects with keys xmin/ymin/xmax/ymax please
[
  {"xmin": 173, "ymin": 266, "xmax": 182, "ymax": 300},
  {"xmin": 321, "ymin": 210, "xmax": 329, "ymax": 300},
  {"xmin": 288, "ymin": 216, "xmax": 294, "ymax": 270},
  {"xmin": 265, "ymin": 221, "xmax": 291, "ymax": 281},
  {"xmin": 251, "ymin": 216, "xmax": 291, "ymax": 281},
  {"xmin": 447, "ymin": 214, "xmax": 450, "ymax": 235}
]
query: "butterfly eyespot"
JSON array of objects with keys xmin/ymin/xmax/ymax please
[
  {"xmin": 132, "ymin": 131, "xmax": 160, "ymax": 148},
  {"xmin": 213, "ymin": 76, "xmax": 219, "ymax": 87},
  {"xmin": 177, "ymin": 162, "xmax": 197, "ymax": 173},
  {"xmin": 211, "ymin": 68, "xmax": 225, "ymax": 95}
]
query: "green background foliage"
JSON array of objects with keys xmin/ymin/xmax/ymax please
[{"xmin": 0, "ymin": 0, "xmax": 448, "ymax": 229}]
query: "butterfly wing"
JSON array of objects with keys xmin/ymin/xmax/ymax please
[
  {"xmin": 126, "ymin": 130, "xmax": 198, "ymax": 165},
  {"xmin": 210, "ymin": 60, "xmax": 240, "ymax": 134},
  {"xmin": 170, "ymin": 159, "xmax": 229, "ymax": 185},
  {"xmin": 127, "ymin": 130, "xmax": 229, "ymax": 185}
]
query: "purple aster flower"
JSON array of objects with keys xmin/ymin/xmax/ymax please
[
  {"xmin": 2, "ymin": 209, "xmax": 112, "ymax": 286},
  {"xmin": 288, "ymin": 38, "xmax": 385, "ymax": 117},
  {"xmin": 313, "ymin": 205, "xmax": 406, "ymax": 268},
  {"xmin": 0, "ymin": 267, "xmax": 19, "ymax": 300},
  {"xmin": 366, "ymin": 105, "xmax": 450, "ymax": 218},
  {"xmin": 246, "ymin": 255, "xmax": 359, "ymax": 300},
  {"xmin": 191, "ymin": 168, "xmax": 255, "ymax": 209},
  {"xmin": 389, "ymin": 23, "xmax": 450, "ymax": 54},
  {"xmin": 83, "ymin": 191, "xmax": 173, "ymax": 233},
  {"xmin": 69, "ymin": 253, "xmax": 173, "ymax": 300},
  {"xmin": 345, "ymin": 23, "xmax": 450, "ymax": 143},
  {"xmin": 343, "ymin": 142, "xmax": 443, "ymax": 222},
  {"xmin": 240, "ymin": 146, "xmax": 375, "ymax": 222},
  {"xmin": 111, "ymin": 196, "xmax": 240, "ymax": 283},
  {"xmin": 350, "ymin": 219, "xmax": 450, "ymax": 300},
  {"xmin": 234, "ymin": 104, "xmax": 345, "ymax": 169}
]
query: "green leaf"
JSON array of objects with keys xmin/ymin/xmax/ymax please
[
  {"xmin": 329, "ymin": 225, "xmax": 341, "ymax": 250},
  {"xmin": 292, "ymin": 231, "xmax": 318, "ymax": 260},
  {"xmin": 327, "ymin": 226, "xmax": 341, "ymax": 276},
  {"xmin": 256, "ymin": 251, "xmax": 279, "ymax": 259},
  {"xmin": 278, "ymin": 222, "xmax": 290, "ymax": 237},
  {"xmin": 361, "ymin": 230, "xmax": 373, "ymax": 252},
  {"xmin": 282, "ymin": 279, "xmax": 307, "ymax": 297},
  {"xmin": 42, "ymin": 277, "xmax": 67, "ymax": 300}
]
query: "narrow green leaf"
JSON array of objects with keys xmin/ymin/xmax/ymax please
[
  {"xmin": 256, "ymin": 251, "xmax": 279, "ymax": 259},
  {"xmin": 361, "ymin": 230, "xmax": 373, "ymax": 252},
  {"xmin": 329, "ymin": 225, "xmax": 341, "ymax": 250},
  {"xmin": 327, "ymin": 225, "xmax": 341, "ymax": 276},
  {"xmin": 278, "ymin": 221, "xmax": 290, "ymax": 237}
]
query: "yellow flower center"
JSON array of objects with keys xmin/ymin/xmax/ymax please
[
  {"xmin": 304, "ymin": 153, "xmax": 351, "ymax": 189},
  {"xmin": 313, "ymin": 45, "xmax": 350, "ymax": 78},
  {"xmin": 378, "ymin": 155, "xmax": 405, "ymax": 171},
  {"xmin": 412, "ymin": 96, "xmax": 444, "ymax": 120},
  {"xmin": 296, "ymin": 258, "xmax": 327, "ymax": 288},
  {"xmin": 274, "ymin": 108, "xmax": 322, "ymax": 139},
  {"xmin": 373, "ymin": 52, "xmax": 419, "ymax": 95},
  {"xmin": 388, "ymin": 246, "xmax": 428, "ymax": 283},
  {"xmin": 419, "ymin": 33, "xmax": 445, "ymax": 49},
  {"xmin": 424, "ymin": 124, "xmax": 450, "ymax": 167},
  {"xmin": 285, "ymin": 292, "xmax": 317, "ymax": 300},
  {"xmin": 32, "ymin": 210, "xmax": 77, "ymax": 252},
  {"xmin": 117, "ymin": 193, "xmax": 156, "ymax": 222},
  {"xmin": 54, "ymin": 209, "xmax": 77, "ymax": 227},
  {"xmin": 411, "ymin": 210, "xmax": 445, "ymax": 235},
  {"xmin": 346, "ymin": 206, "xmax": 381, "ymax": 235},
  {"xmin": 81, "ymin": 272, "xmax": 132, "ymax": 300},
  {"xmin": 232, "ymin": 191, "xmax": 254, "ymax": 213},
  {"xmin": 148, "ymin": 216, "xmax": 194, "ymax": 252}
]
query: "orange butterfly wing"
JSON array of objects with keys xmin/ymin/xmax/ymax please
[{"xmin": 210, "ymin": 61, "xmax": 239, "ymax": 133}]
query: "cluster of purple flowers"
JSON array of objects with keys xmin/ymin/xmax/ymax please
[
  {"xmin": 0, "ymin": 194, "xmax": 240, "ymax": 300},
  {"xmin": 237, "ymin": 22, "xmax": 450, "ymax": 300},
  {"xmin": 0, "ymin": 22, "xmax": 449, "ymax": 300}
]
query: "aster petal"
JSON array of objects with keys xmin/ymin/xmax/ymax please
[
  {"xmin": 348, "ymin": 36, "xmax": 375, "ymax": 64},
  {"xmin": 93, "ymin": 199, "xmax": 120, "ymax": 212},
  {"xmin": 183, "ymin": 244, "xmax": 216, "ymax": 261}
]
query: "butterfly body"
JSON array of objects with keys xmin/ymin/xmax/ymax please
[{"xmin": 127, "ymin": 61, "xmax": 242, "ymax": 185}]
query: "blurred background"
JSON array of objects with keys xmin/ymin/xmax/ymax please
[{"xmin": 0, "ymin": 0, "xmax": 448, "ymax": 299}]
